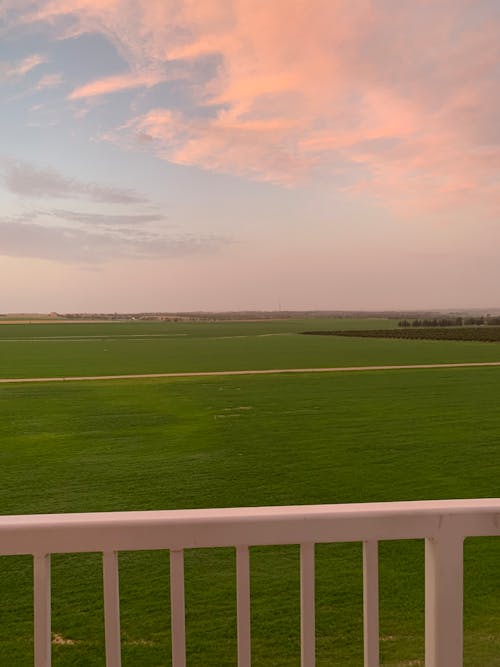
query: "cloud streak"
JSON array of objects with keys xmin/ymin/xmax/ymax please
[
  {"xmin": 47, "ymin": 209, "xmax": 168, "ymax": 227},
  {"xmin": 68, "ymin": 70, "xmax": 163, "ymax": 100},
  {"xmin": 0, "ymin": 160, "xmax": 228, "ymax": 263},
  {"xmin": 0, "ymin": 159, "xmax": 148, "ymax": 204},
  {"xmin": 0, "ymin": 54, "xmax": 46, "ymax": 82},
  {"xmin": 0, "ymin": 214, "xmax": 226, "ymax": 263},
  {"xmin": 35, "ymin": 73, "xmax": 64, "ymax": 90}
]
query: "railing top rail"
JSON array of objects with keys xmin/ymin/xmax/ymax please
[
  {"xmin": 1, "ymin": 498, "xmax": 500, "ymax": 529},
  {"xmin": 1, "ymin": 499, "xmax": 499, "ymax": 556}
]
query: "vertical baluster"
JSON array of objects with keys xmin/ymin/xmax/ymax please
[
  {"xmin": 103, "ymin": 551, "xmax": 121, "ymax": 666},
  {"xmin": 34, "ymin": 553, "xmax": 51, "ymax": 667},
  {"xmin": 300, "ymin": 543, "xmax": 315, "ymax": 667},
  {"xmin": 363, "ymin": 540, "xmax": 379, "ymax": 667},
  {"xmin": 170, "ymin": 549, "xmax": 186, "ymax": 667},
  {"xmin": 236, "ymin": 546, "xmax": 251, "ymax": 667}
]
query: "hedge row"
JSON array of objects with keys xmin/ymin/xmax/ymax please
[{"xmin": 302, "ymin": 327, "xmax": 500, "ymax": 342}]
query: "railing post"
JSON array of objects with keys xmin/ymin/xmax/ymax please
[
  {"xmin": 300, "ymin": 542, "xmax": 315, "ymax": 667},
  {"xmin": 170, "ymin": 549, "xmax": 186, "ymax": 667},
  {"xmin": 102, "ymin": 551, "xmax": 121, "ymax": 666},
  {"xmin": 425, "ymin": 534, "xmax": 464, "ymax": 667},
  {"xmin": 34, "ymin": 553, "xmax": 51, "ymax": 667},
  {"xmin": 236, "ymin": 546, "xmax": 251, "ymax": 667},
  {"xmin": 363, "ymin": 540, "xmax": 379, "ymax": 667}
]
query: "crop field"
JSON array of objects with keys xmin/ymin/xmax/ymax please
[{"xmin": 1, "ymin": 319, "xmax": 500, "ymax": 665}]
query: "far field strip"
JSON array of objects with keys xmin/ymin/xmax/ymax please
[
  {"xmin": 0, "ymin": 333, "xmax": 291, "ymax": 342},
  {"xmin": 2, "ymin": 360, "xmax": 500, "ymax": 383},
  {"xmin": 0, "ymin": 334, "xmax": 189, "ymax": 341}
]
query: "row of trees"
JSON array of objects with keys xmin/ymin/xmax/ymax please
[
  {"xmin": 304, "ymin": 327, "xmax": 500, "ymax": 342},
  {"xmin": 398, "ymin": 316, "xmax": 500, "ymax": 328}
]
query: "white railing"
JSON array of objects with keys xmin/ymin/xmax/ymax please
[{"xmin": 1, "ymin": 499, "xmax": 500, "ymax": 667}]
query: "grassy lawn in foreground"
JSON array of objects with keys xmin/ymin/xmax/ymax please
[{"xmin": 1, "ymin": 368, "xmax": 500, "ymax": 665}]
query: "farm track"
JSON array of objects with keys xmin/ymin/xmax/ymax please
[{"xmin": 2, "ymin": 360, "xmax": 500, "ymax": 383}]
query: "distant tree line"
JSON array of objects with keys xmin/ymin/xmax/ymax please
[
  {"xmin": 398, "ymin": 316, "xmax": 500, "ymax": 328},
  {"xmin": 303, "ymin": 327, "xmax": 500, "ymax": 342}
]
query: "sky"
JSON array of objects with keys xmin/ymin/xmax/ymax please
[{"xmin": 0, "ymin": 0, "xmax": 499, "ymax": 313}]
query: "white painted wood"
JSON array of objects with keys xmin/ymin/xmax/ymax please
[
  {"xmin": 425, "ymin": 534, "xmax": 464, "ymax": 667},
  {"xmin": 363, "ymin": 540, "xmax": 379, "ymax": 667},
  {"xmin": 1, "ymin": 499, "xmax": 499, "ymax": 555},
  {"xmin": 170, "ymin": 549, "xmax": 186, "ymax": 667},
  {"xmin": 236, "ymin": 546, "xmax": 251, "ymax": 667},
  {"xmin": 300, "ymin": 543, "xmax": 315, "ymax": 667},
  {"xmin": 102, "ymin": 551, "xmax": 121, "ymax": 666},
  {"xmin": 33, "ymin": 553, "xmax": 51, "ymax": 667}
]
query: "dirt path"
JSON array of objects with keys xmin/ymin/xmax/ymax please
[{"xmin": 1, "ymin": 361, "xmax": 500, "ymax": 384}]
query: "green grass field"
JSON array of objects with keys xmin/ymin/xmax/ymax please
[
  {"xmin": 1, "ymin": 318, "xmax": 500, "ymax": 379},
  {"xmin": 1, "ymin": 320, "xmax": 500, "ymax": 665}
]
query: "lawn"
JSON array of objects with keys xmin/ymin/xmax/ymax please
[{"xmin": 1, "ymin": 367, "xmax": 500, "ymax": 665}]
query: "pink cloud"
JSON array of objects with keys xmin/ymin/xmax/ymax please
[
  {"xmin": 14, "ymin": 1, "xmax": 500, "ymax": 213},
  {"xmin": 36, "ymin": 72, "xmax": 63, "ymax": 90},
  {"xmin": 116, "ymin": 108, "xmax": 314, "ymax": 185},
  {"xmin": 68, "ymin": 70, "xmax": 163, "ymax": 99},
  {"xmin": 0, "ymin": 53, "xmax": 46, "ymax": 81}
]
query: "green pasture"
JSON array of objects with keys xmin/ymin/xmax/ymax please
[
  {"xmin": 0, "ymin": 318, "xmax": 395, "ymax": 339},
  {"xmin": 1, "ymin": 318, "xmax": 500, "ymax": 378},
  {"xmin": 1, "ymin": 368, "xmax": 500, "ymax": 665}
]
